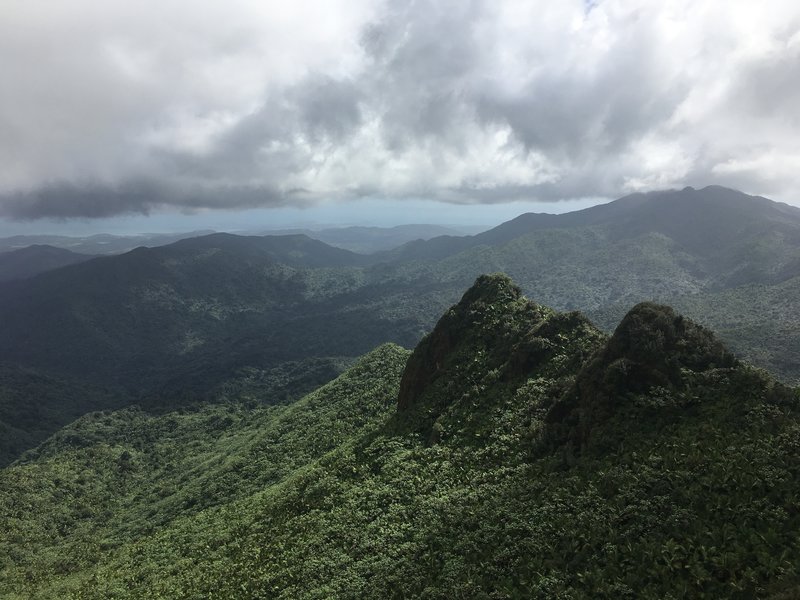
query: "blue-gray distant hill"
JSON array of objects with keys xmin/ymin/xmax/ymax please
[
  {"xmin": 0, "ymin": 244, "xmax": 95, "ymax": 281},
  {"xmin": 261, "ymin": 224, "xmax": 472, "ymax": 253},
  {"xmin": 0, "ymin": 230, "xmax": 216, "ymax": 256}
]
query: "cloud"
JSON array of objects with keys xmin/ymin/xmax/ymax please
[{"xmin": 1, "ymin": 0, "xmax": 800, "ymax": 219}]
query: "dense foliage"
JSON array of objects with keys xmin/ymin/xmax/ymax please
[
  {"xmin": 2, "ymin": 274, "xmax": 799, "ymax": 598},
  {"xmin": 3, "ymin": 185, "xmax": 800, "ymax": 465}
]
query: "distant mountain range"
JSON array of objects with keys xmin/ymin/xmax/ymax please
[
  {"xmin": 382, "ymin": 185, "xmax": 800, "ymax": 272},
  {"xmin": 2, "ymin": 184, "xmax": 800, "ymax": 465},
  {"xmin": 261, "ymin": 223, "xmax": 477, "ymax": 253},
  {"xmin": 0, "ymin": 230, "xmax": 217, "ymax": 255},
  {"xmin": 0, "ymin": 244, "xmax": 95, "ymax": 282},
  {"xmin": 0, "ymin": 223, "xmax": 484, "ymax": 260}
]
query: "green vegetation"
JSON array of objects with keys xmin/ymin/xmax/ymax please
[
  {"xmin": 590, "ymin": 275, "xmax": 800, "ymax": 385},
  {"xmin": 0, "ymin": 365, "xmax": 126, "ymax": 467},
  {"xmin": 0, "ymin": 343, "xmax": 408, "ymax": 598},
  {"xmin": 3, "ymin": 185, "xmax": 800, "ymax": 466},
  {"xmin": 2, "ymin": 274, "xmax": 799, "ymax": 598}
]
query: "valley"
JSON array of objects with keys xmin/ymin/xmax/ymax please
[
  {"xmin": 2, "ymin": 186, "xmax": 800, "ymax": 466},
  {"xmin": 2, "ymin": 187, "xmax": 800, "ymax": 597}
]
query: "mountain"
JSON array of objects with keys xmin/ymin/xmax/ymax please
[
  {"xmin": 0, "ymin": 230, "xmax": 216, "ymax": 255},
  {"xmin": 262, "ymin": 224, "xmax": 469, "ymax": 253},
  {"xmin": 2, "ymin": 274, "xmax": 799, "ymax": 598},
  {"xmin": 0, "ymin": 232, "xmax": 376, "ymax": 391},
  {"xmin": 385, "ymin": 186, "xmax": 800, "ymax": 270},
  {"xmin": 0, "ymin": 244, "xmax": 94, "ymax": 281},
  {"xmin": 370, "ymin": 186, "xmax": 800, "ymax": 380},
  {"xmin": 0, "ymin": 232, "xmax": 445, "ymax": 461},
  {"xmin": 3, "ymin": 186, "xmax": 800, "ymax": 466}
]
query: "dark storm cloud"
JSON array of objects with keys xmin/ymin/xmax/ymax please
[
  {"xmin": 0, "ymin": 180, "xmax": 295, "ymax": 220},
  {"xmin": 1, "ymin": 0, "xmax": 800, "ymax": 219}
]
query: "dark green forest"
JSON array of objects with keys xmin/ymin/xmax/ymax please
[
  {"xmin": 3, "ymin": 187, "xmax": 800, "ymax": 597},
  {"xmin": 3, "ymin": 186, "xmax": 800, "ymax": 465},
  {"xmin": 2, "ymin": 274, "xmax": 800, "ymax": 598}
]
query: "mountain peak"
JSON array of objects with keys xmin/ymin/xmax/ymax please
[
  {"xmin": 397, "ymin": 274, "xmax": 604, "ymax": 432},
  {"xmin": 397, "ymin": 273, "xmax": 530, "ymax": 413},
  {"xmin": 454, "ymin": 272, "xmax": 522, "ymax": 307},
  {"xmin": 606, "ymin": 301, "xmax": 736, "ymax": 377},
  {"xmin": 546, "ymin": 301, "xmax": 739, "ymax": 450}
]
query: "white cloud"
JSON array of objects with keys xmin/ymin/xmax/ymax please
[{"xmin": 1, "ymin": 0, "xmax": 799, "ymax": 218}]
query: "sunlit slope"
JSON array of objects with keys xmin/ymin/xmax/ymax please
[{"xmin": 2, "ymin": 275, "xmax": 799, "ymax": 598}]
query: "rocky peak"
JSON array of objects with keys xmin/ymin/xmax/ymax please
[
  {"xmin": 546, "ymin": 302, "xmax": 738, "ymax": 449},
  {"xmin": 397, "ymin": 274, "xmax": 527, "ymax": 412}
]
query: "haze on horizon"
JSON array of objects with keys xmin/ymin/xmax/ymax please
[{"xmin": 1, "ymin": 0, "xmax": 799, "ymax": 235}]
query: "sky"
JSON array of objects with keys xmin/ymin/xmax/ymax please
[{"xmin": 1, "ymin": 0, "xmax": 799, "ymax": 234}]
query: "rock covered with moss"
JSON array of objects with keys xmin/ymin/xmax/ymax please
[
  {"xmin": 546, "ymin": 301, "xmax": 740, "ymax": 449},
  {"xmin": 397, "ymin": 273, "xmax": 605, "ymax": 439}
]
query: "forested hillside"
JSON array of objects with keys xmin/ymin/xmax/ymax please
[
  {"xmin": 2, "ymin": 275, "xmax": 799, "ymax": 598},
  {"xmin": 3, "ymin": 185, "xmax": 800, "ymax": 466},
  {"xmin": 0, "ymin": 245, "xmax": 94, "ymax": 281}
]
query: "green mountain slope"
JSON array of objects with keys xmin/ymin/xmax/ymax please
[
  {"xmin": 3, "ymin": 185, "xmax": 800, "ymax": 467},
  {"xmin": 0, "ymin": 343, "xmax": 409, "ymax": 599},
  {"xmin": 0, "ymin": 365, "xmax": 126, "ymax": 468},
  {"xmin": 0, "ymin": 245, "xmax": 94, "ymax": 282},
  {"xmin": 589, "ymin": 275, "xmax": 800, "ymax": 384},
  {"xmin": 2, "ymin": 275, "xmax": 799, "ymax": 598}
]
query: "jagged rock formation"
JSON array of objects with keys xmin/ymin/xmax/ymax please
[
  {"xmin": 397, "ymin": 273, "xmax": 532, "ymax": 411},
  {"xmin": 398, "ymin": 278, "xmax": 749, "ymax": 455},
  {"xmin": 397, "ymin": 273, "xmax": 605, "ymax": 440}
]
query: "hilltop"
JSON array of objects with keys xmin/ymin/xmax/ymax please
[
  {"xmin": 3, "ymin": 185, "xmax": 800, "ymax": 466},
  {"xmin": 0, "ymin": 245, "xmax": 95, "ymax": 282},
  {"xmin": 2, "ymin": 274, "xmax": 799, "ymax": 598}
]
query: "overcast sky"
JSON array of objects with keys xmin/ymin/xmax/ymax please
[{"xmin": 1, "ymin": 0, "xmax": 799, "ymax": 233}]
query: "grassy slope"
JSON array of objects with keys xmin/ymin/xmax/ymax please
[{"xmin": 2, "ymin": 276, "xmax": 800, "ymax": 599}]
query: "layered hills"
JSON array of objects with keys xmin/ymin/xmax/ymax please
[
  {"xmin": 2, "ymin": 185, "xmax": 800, "ymax": 467},
  {"xmin": 0, "ymin": 245, "xmax": 94, "ymax": 282},
  {"xmin": 2, "ymin": 275, "xmax": 799, "ymax": 598},
  {"xmin": 261, "ymin": 224, "xmax": 470, "ymax": 254}
]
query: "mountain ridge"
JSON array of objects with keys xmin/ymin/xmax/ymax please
[
  {"xmin": 382, "ymin": 185, "xmax": 800, "ymax": 263},
  {"xmin": 2, "ymin": 274, "xmax": 799, "ymax": 598},
  {"xmin": 0, "ymin": 244, "xmax": 95, "ymax": 282},
  {"xmin": 2, "ymin": 185, "xmax": 800, "ymax": 466}
]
